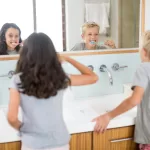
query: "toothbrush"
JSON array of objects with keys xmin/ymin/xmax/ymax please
[
  {"xmin": 12, "ymin": 42, "xmax": 23, "ymax": 46},
  {"xmin": 90, "ymin": 41, "xmax": 96, "ymax": 45}
]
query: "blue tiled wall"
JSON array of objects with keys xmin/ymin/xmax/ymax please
[{"xmin": 0, "ymin": 53, "xmax": 141, "ymax": 105}]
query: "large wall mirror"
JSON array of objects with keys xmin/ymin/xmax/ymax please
[
  {"xmin": 65, "ymin": 0, "xmax": 141, "ymax": 51},
  {"xmin": 0, "ymin": 0, "xmax": 143, "ymax": 55}
]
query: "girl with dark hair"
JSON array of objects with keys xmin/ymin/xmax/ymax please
[
  {"xmin": 7, "ymin": 32, "xmax": 98, "ymax": 150},
  {"xmin": 0, "ymin": 23, "xmax": 22, "ymax": 55}
]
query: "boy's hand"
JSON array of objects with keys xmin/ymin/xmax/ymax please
[
  {"xmin": 105, "ymin": 40, "xmax": 116, "ymax": 48},
  {"xmin": 92, "ymin": 113, "xmax": 111, "ymax": 133}
]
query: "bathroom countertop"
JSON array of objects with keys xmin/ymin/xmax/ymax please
[
  {"xmin": 0, "ymin": 90, "xmax": 136, "ymax": 143},
  {"xmin": 64, "ymin": 93, "xmax": 136, "ymax": 134}
]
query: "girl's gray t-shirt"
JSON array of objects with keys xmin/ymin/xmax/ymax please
[
  {"xmin": 132, "ymin": 62, "xmax": 150, "ymax": 144},
  {"xmin": 7, "ymin": 50, "xmax": 18, "ymax": 55},
  {"xmin": 9, "ymin": 74, "xmax": 70, "ymax": 149}
]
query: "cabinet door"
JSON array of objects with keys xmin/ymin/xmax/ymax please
[
  {"xmin": 70, "ymin": 132, "xmax": 92, "ymax": 150},
  {"xmin": 0, "ymin": 141, "xmax": 21, "ymax": 150},
  {"xmin": 93, "ymin": 126, "xmax": 136, "ymax": 150}
]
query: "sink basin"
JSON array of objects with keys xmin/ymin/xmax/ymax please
[
  {"xmin": 78, "ymin": 94, "xmax": 137, "ymax": 119},
  {"xmin": 64, "ymin": 106, "xmax": 98, "ymax": 123},
  {"xmin": 90, "ymin": 101, "xmax": 137, "ymax": 119}
]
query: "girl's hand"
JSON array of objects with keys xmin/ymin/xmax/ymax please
[
  {"xmin": 104, "ymin": 40, "xmax": 116, "ymax": 48},
  {"xmin": 92, "ymin": 113, "xmax": 111, "ymax": 133},
  {"xmin": 58, "ymin": 55, "xmax": 68, "ymax": 63}
]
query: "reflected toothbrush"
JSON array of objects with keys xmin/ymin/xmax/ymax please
[
  {"xmin": 90, "ymin": 41, "xmax": 96, "ymax": 45},
  {"xmin": 12, "ymin": 42, "xmax": 23, "ymax": 46}
]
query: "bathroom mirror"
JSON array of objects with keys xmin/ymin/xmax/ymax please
[
  {"xmin": 65, "ymin": 0, "xmax": 141, "ymax": 51},
  {"xmin": 0, "ymin": 0, "xmax": 64, "ymax": 54},
  {"xmin": 0, "ymin": 0, "xmax": 34, "ymax": 41},
  {"xmin": 0, "ymin": 0, "xmax": 35, "ymax": 55},
  {"xmin": 0, "ymin": 0, "xmax": 141, "ymax": 54}
]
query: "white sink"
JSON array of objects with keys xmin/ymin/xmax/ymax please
[
  {"xmin": 66, "ymin": 94, "xmax": 134, "ymax": 122},
  {"xmin": 89, "ymin": 94, "xmax": 137, "ymax": 119},
  {"xmin": 71, "ymin": 106, "xmax": 98, "ymax": 122},
  {"xmin": 91, "ymin": 102, "xmax": 137, "ymax": 118}
]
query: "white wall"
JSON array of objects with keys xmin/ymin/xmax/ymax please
[
  {"xmin": 0, "ymin": 1, "xmax": 63, "ymax": 52},
  {"xmin": 65, "ymin": 0, "xmax": 84, "ymax": 50},
  {"xmin": 145, "ymin": 0, "xmax": 150, "ymax": 30},
  {"xmin": 0, "ymin": 0, "xmax": 34, "ymax": 40},
  {"xmin": 36, "ymin": 0, "xmax": 63, "ymax": 52}
]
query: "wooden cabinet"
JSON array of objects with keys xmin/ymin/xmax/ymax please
[
  {"xmin": 0, "ymin": 132, "xmax": 92, "ymax": 150},
  {"xmin": 0, "ymin": 126, "xmax": 136, "ymax": 150},
  {"xmin": 0, "ymin": 141, "xmax": 21, "ymax": 150},
  {"xmin": 70, "ymin": 132, "xmax": 92, "ymax": 150},
  {"xmin": 93, "ymin": 126, "xmax": 136, "ymax": 150}
]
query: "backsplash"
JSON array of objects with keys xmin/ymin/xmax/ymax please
[
  {"xmin": 0, "ymin": 60, "xmax": 17, "ymax": 105},
  {"xmin": 0, "ymin": 52, "xmax": 141, "ymax": 105}
]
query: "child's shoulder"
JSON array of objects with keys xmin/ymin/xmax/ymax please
[
  {"xmin": 9, "ymin": 73, "xmax": 22, "ymax": 90},
  {"xmin": 11, "ymin": 73, "xmax": 22, "ymax": 83},
  {"xmin": 139, "ymin": 62, "xmax": 150, "ymax": 70},
  {"xmin": 71, "ymin": 43, "xmax": 85, "ymax": 51},
  {"xmin": 135, "ymin": 63, "xmax": 150, "ymax": 76}
]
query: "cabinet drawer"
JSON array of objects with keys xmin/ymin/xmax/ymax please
[
  {"xmin": 111, "ymin": 126, "xmax": 134, "ymax": 140},
  {"xmin": 93, "ymin": 126, "xmax": 136, "ymax": 150}
]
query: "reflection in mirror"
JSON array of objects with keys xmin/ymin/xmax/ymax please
[
  {"xmin": 0, "ymin": 0, "xmax": 141, "ymax": 54},
  {"xmin": 0, "ymin": 23, "xmax": 23, "ymax": 55},
  {"xmin": 65, "ymin": 0, "xmax": 140, "ymax": 51},
  {"xmin": 0, "ymin": 0, "xmax": 34, "ymax": 55},
  {"xmin": 0, "ymin": 0, "xmax": 64, "ymax": 54}
]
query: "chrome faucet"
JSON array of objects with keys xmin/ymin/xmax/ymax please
[
  {"xmin": 100, "ymin": 65, "xmax": 113, "ymax": 85},
  {"xmin": 87, "ymin": 65, "xmax": 94, "ymax": 71},
  {"xmin": 112, "ymin": 63, "xmax": 128, "ymax": 71},
  {"xmin": 0, "ymin": 70, "xmax": 14, "ymax": 78}
]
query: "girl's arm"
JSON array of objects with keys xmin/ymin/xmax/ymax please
[
  {"xmin": 61, "ymin": 56, "xmax": 99, "ymax": 86},
  {"xmin": 7, "ymin": 88, "xmax": 22, "ymax": 130},
  {"xmin": 92, "ymin": 86, "xmax": 144, "ymax": 133}
]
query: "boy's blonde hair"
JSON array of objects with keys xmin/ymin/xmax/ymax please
[
  {"xmin": 142, "ymin": 30, "xmax": 150, "ymax": 57},
  {"xmin": 81, "ymin": 22, "xmax": 100, "ymax": 34}
]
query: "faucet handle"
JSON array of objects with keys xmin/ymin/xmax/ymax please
[
  {"xmin": 0, "ymin": 70, "xmax": 14, "ymax": 78},
  {"xmin": 112, "ymin": 63, "xmax": 128, "ymax": 71},
  {"xmin": 99, "ymin": 64, "xmax": 107, "ymax": 72},
  {"xmin": 88, "ymin": 65, "xmax": 94, "ymax": 71}
]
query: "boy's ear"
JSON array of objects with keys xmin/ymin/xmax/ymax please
[{"xmin": 81, "ymin": 34, "xmax": 84, "ymax": 39}]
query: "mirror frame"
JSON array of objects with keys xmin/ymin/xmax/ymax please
[{"xmin": 141, "ymin": 0, "xmax": 145, "ymax": 34}]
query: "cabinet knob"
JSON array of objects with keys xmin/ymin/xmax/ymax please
[{"xmin": 88, "ymin": 65, "xmax": 94, "ymax": 71}]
